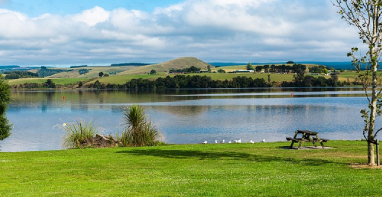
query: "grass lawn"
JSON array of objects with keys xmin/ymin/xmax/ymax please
[{"xmin": 0, "ymin": 141, "xmax": 381, "ymax": 196}]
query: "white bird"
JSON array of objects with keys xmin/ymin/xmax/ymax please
[
  {"xmin": 203, "ymin": 141, "xmax": 207, "ymax": 144},
  {"xmin": 262, "ymin": 139, "xmax": 266, "ymax": 143},
  {"xmin": 249, "ymin": 140, "xmax": 255, "ymax": 144},
  {"xmin": 215, "ymin": 140, "xmax": 218, "ymax": 144},
  {"xmin": 221, "ymin": 139, "xmax": 225, "ymax": 143},
  {"xmin": 228, "ymin": 141, "xmax": 232, "ymax": 144}
]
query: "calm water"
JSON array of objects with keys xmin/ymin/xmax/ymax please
[{"xmin": 2, "ymin": 88, "xmax": 380, "ymax": 152}]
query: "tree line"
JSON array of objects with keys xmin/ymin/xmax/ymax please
[
  {"xmin": 255, "ymin": 64, "xmax": 307, "ymax": 73},
  {"xmin": 4, "ymin": 71, "xmax": 38, "ymax": 79},
  {"xmin": 89, "ymin": 75, "xmax": 269, "ymax": 90}
]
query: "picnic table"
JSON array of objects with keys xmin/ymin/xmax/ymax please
[{"xmin": 286, "ymin": 130, "xmax": 328, "ymax": 149}]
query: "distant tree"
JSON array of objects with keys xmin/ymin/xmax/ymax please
[
  {"xmin": 255, "ymin": 66, "xmax": 263, "ymax": 72},
  {"xmin": 246, "ymin": 62, "xmax": 254, "ymax": 70},
  {"xmin": 78, "ymin": 81, "xmax": 83, "ymax": 88},
  {"xmin": 286, "ymin": 61, "xmax": 294, "ymax": 64},
  {"xmin": 207, "ymin": 65, "xmax": 211, "ymax": 73},
  {"xmin": 78, "ymin": 69, "xmax": 90, "ymax": 75},
  {"xmin": 293, "ymin": 66, "xmax": 306, "ymax": 87},
  {"xmin": 187, "ymin": 66, "xmax": 201, "ymax": 73},
  {"xmin": 217, "ymin": 69, "xmax": 226, "ymax": 73},
  {"xmin": 0, "ymin": 74, "xmax": 11, "ymax": 141},
  {"xmin": 98, "ymin": 72, "xmax": 104, "ymax": 77},
  {"xmin": 264, "ymin": 65, "xmax": 270, "ymax": 73},
  {"xmin": 309, "ymin": 65, "xmax": 329, "ymax": 74},
  {"xmin": 44, "ymin": 79, "xmax": 56, "ymax": 88},
  {"xmin": 93, "ymin": 80, "xmax": 102, "ymax": 89},
  {"xmin": 150, "ymin": 69, "xmax": 157, "ymax": 75}
]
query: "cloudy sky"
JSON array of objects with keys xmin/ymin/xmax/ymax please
[{"xmin": 0, "ymin": 0, "xmax": 365, "ymax": 66}]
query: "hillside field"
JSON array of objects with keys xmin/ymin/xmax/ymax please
[{"xmin": 5, "ymin": 57, "xmax": 362, "ymax": 86}]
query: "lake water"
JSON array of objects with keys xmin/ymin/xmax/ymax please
[{"xmin": 2, "ymin": 88, "xmax": 380, "ymax": 152}]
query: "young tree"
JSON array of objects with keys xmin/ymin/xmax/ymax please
[
  {"xmin": 333, "ymin": 0, "xmax": 382, "ymax": 165},
  {"xmin": 246, "ymin": 62, "xmax": 254, "ymax": 70},
  {"xmin": 150, "ymin": 69, "xmax": 157, "ymax": 75},
  {"xmin": 0, "ymin": 74, "xmax": 11, "ymax": 141}
]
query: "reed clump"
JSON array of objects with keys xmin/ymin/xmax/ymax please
[
  {"xmin": 120, "ymin": 105, "xmax": 161, "ymax": 147},
  {"xmin": 63, "ymin": 120, "xmax": 96, "ymax": 148}
]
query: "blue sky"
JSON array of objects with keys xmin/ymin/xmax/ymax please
[
  {"xmin": 1, "ymin": 0, "xmax": 183, "ymax": 16},
  {"xmin": 0, "ymin": 0, "xmax": 364, "ymax": 66}
]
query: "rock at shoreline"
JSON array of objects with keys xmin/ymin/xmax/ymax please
[{"xmin": 82, "ymin": 134, "xmax": 118, "ymax": 148}]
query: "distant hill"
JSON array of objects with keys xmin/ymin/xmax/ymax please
[
  {"xmin": 119, "ymin": 57, "xmax": 213, "ymax": 75},
  {"xmin": 111, "ymin": 63, "xmax": 150, "ymax": 67}
]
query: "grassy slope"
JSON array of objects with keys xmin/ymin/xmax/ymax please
[
  {"xmin": 7, "ymin": 78, "xmax": 84, "ymax": 85},
  {"xmin": 50, "ymin": 66, "xmax": 136, "ymax": 79},
  {"xmin": 119, "ymin": 57, "xmax": 212, "ymax": 75},
  {"xmin": 0, "ymin": 141, "xmax": 381, "ymax": 196}
]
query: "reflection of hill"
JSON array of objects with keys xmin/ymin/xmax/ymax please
[{"xmin": 149, "ymin": 105, "xmax": 209, "ymax": 116}]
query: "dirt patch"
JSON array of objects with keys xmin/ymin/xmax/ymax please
[{"xmin": 349, "ymin": 163, "xmax": 382, "ymax": 169}]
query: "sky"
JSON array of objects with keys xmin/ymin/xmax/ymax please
[{"xmin": 0, "ymin": 0, "xmax": 366, "ymax": 66}]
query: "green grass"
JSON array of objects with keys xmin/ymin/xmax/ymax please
[
  {"xmin": 0, "ymin": 141, "xmax": 381, "ymax": 196},
  {"xmin": 7, "ymin": 78, "xmax": 83, "ymax": 85},
  {"xmin": 95, "ymin": 74, "xmax": 163, "ymax": 84}
]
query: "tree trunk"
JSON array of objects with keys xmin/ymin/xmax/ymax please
[{"xmin": 367, "ymin": 3, "xmax": 379, "ymax": 166}]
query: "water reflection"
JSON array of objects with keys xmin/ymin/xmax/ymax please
[{"xmin": 2, "ymin": 88, "xmax": 380, "ymax": 152}]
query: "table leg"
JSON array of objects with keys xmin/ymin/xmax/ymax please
[
  {"xmin": 309, "ymin": 135, "xmax": 317, "ymax": 147},
  {"xmin": 290, "ymin": 141, "xmax": 295, "ymax": 149},
  {"xmin": 290, "ymin": 131, "xmax": 299, "ymax": 149},
  {"xmin": 298, "ymin": 140, "xmax": 303, "ymax": 149}
]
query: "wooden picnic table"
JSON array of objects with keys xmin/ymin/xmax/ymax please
[{"xmin": 286, "ymin": 130, "xmax": 328, "ymax": 149}]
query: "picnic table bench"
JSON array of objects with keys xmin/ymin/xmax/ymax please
[{"xmin": 286, "ymin": 130, "xmax": 328, "ymax": 149}]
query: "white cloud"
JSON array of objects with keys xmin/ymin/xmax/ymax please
[
  {"xmin": 0, "ymin": 0, "xmax": 366, "ymax": 66},
  {"xmin": 71, "ymin": 6, "xmax": 110, "ymax": 26}
]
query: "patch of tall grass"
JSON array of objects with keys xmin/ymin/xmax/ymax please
[
  {"xmin": 63, "ymin": 120, "xmax": 96, "ymax": 148},
  {"xmin": 120, "ymin": 105, "xmax": 161, "ymax": 147}
]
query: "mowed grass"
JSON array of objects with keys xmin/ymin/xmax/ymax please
[{"xmin": 0, "ymin": 141, "xmax": 381, "ymax": 196}]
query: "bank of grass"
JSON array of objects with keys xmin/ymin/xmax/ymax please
[{"xmin": 0, "ymin": 140, "xmax": 381, "ymax": 196}]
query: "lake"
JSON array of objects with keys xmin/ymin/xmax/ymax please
[{"xmin": 2, "ymin": 88, "xmax": 380, "ymax": 152}]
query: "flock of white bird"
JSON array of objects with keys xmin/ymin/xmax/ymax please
[{"xmin": 202, "ymin": 139, "xmax": 265, "ymax": 144}]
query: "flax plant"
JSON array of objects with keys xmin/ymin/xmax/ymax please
[{"xmin": 120, "ymin": 105, "xmax": 160, "ymax": 147}]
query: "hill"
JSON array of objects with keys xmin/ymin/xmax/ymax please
[{"xmin": 118, "ymin": 57, "xmax": 213, "ymax": 75}]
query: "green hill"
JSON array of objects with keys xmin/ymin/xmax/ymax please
[{"xmin": 118, "ymin": 57, "xmax": 213, "ymax": 75}]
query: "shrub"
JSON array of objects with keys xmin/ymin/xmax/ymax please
[
  {"xmin": 63, "ymin": 120, "xmax": 96, "ymax": 148},
  {"xmin": 120, "ymin": 105, "xmax": 161, "ymax": 147}
]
